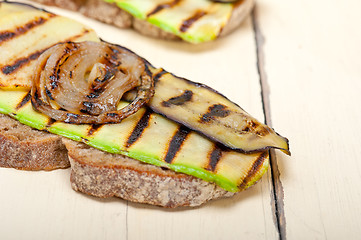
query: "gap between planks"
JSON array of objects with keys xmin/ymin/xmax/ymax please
[{"xmin": 251, "ymin": 7, "xmax": 287, "ymax": 240}]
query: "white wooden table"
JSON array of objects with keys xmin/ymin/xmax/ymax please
[{"xmin": 1, "ymin": 0, "xmax": 360, "ymax": 239}]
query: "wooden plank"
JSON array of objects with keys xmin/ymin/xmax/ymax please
[
  {"xmin": 0, "ymin": 1, "xmax": 280, "ymax": 239},
  {"xmin": 256, "ymin": 0, "xmax": 361, "ymax": 239},
  {"xmin": 0, "ymin": 168, "xmax": 128, "ymax": 240}
]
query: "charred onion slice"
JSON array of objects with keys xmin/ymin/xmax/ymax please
[{"xmin": 31, "ymin": 41, "xmax": 154, "ymax": 124}]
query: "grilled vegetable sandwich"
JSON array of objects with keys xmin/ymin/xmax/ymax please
[
  {"xmin": 30, "ymin": 0, "xmax": 255, "ymax": 43},
  {"xmin": 0, "ymin": 1, "xmax": 289, "ymax": 207}
]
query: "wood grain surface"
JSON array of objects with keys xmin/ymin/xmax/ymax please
[
  {"xmin": 1, "ymin": 0, "xmax": 360, "ymax": 239},
  {"xmin": 256, "ymin": 0, "xmax": 361, "ymax": 239}
]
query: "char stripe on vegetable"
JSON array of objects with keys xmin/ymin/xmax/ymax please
[
  {"xmin": 147, "ymin": 71, "xmax": 290, "ymax": 154},
  {"xmin": 46, "ymin": 117, "xmax": 57, "ymax": 128},
  {"xmin": 179, "ymin": 10, "xmax": 207, "ymax": 32},
  {"xmin": 147, "ymin": 0, "xmax": 182, "ymax": 17},
  {"xmin": 153, "ymin": 69, "xmax": 168, "ymax": 83},
  {"xmin": 238, "ymin": 151, "xmax": 268, "ymax": 189},
  {"xmin": 87, "ymin": 124, "xmax": 103, "ymax": 137},
  {"xmin": 1, "ymin": 29, "xmax": 92, "ymax": 77},
  {"xmin": 161, "ymin": 90, "xmax": 193, "ymax": 107},
  {"xmin": 164, "ymin": 126, "xmax": 191, "ymax": 164},
  {"xmin": 125, "ymin": 110, "xmax": 152, "ymax": 148},
  {"xmin": 15, "ymin": 91, "xmax": 31, "ymax": 110},
  {"xmin": 0, "ymin": 14, "xmax": 55, "ymax": 44},
  {"xmin": 2, "ymin": 49, "xmax": 44, "ymax": 75},
  {"xmin": 200, "ymin": 104, "xmax": 231, "ymax": 123},
  {"xmin": 207, "ymin": 144, "xmax": 223, "ymax": 172}
]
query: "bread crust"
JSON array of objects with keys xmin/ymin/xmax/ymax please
[
  {"xmin": 64, "ymin": 139, "xmax": 234, "ymax": 208},
  {"xmin": 0, "ymin": 114, "xmax": 69, "ymax": 170},
  {"xmin": 80, "ymin": 0, "xmax": 133, "ymax": 28}
]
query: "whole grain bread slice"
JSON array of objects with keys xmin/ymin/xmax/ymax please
[
  {"xmin": 63, "ymin": 139, "xmax": 234, "ymax": 208},
  {"xmin": 0, "ymin": 112, "xmax": 234, "ymax": 206},
  {"xmin": 30, "ymin": 0, "xmax": 254, "ymax": 42},
  {"xmin": 0, "ymin": 114, "xmax": 69, "ymax": 170}
]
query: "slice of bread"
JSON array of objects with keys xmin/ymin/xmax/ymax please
[
  {"xmin": 0, "ymin": 112, "xmax": 233, "ymax": 207},
  {"xmin": 0, "ymin": 114, "xmax": 69, "ymax": 170},
  {"xmin": 63, "ymin": 139, "xmax": 235, "ymax": 208},
  {"xmin": 30, "ymin": 0, "xmax": 254, "ymax": 42}
]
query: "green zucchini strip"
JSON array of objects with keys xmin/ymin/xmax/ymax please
[{"xmin": 0, "ymin": 89, "xmax": 269, "ymax": 192}]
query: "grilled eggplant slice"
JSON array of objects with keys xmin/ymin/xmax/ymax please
[
  {"xmin": 147, "ymin": 69, "xmax": 289, "ymax": 154},
  {"xmin": 124, "ymin": 67, "xmax": 289, "ymax": 153}
]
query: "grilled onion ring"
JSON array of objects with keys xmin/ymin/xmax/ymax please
[{"xmin": 31, "ymin": 41, "xmax": 154, "ymax": 124}]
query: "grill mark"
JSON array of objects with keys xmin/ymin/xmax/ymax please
[
  {"xmin": 50, "ymin": 56, "xmax": 63, "ymax": 90},
  {"xmin": 50, "ymin": 47, "xmax": 74, "ymax": 90},
  {"xmin": 125, "ymin": 110, "xmax": 151, "ymax": 148},
  {"xmin": 153, "ymin": 69, "xmax": 168, "ymax": 83},
  {"xmin": 147, "ymin": 0, "xmax": 182, "ymax": 17},
  {"xmin": 15, "ymin": 92, "xmax": 31, "ymax": 110},
  {"xmin": 1, "ymin": 29, "xmax": 91, "ymax": 76},
  {"xmin": 180, "ymin": 10, "xmax": 207, "ymax": 32},
  {"xmin": 164, "ymin": 126, "xmax": 190, "ymax": 163},
  {"xmin": 106, "ymin": 112, "xmax": 119, "ymax": 118},
  {"xmin": 200, "ymin": 104, "xmax": 230, "ymax": 123},
  {"xmin": 86, "ymin": 69, "xmax": 116, "ymax": 100},
  {"xmin": 242, "ymin": 120, "xmax": 270, "ymax": 136},
  {"xmin": 238, "ymin": 151, "xmax": 268, "ymax": 189},
  {"xmin": 45, "ymin": 87, "xmax": 54, "ymax": 100},
  {"xmin": 50, "ymin": 67, "xmax": 61, "ymax": 90},
  {"xmin": 93, "ymin": 70, "xmax": 115, "ymax": 85},
  {"xmin": 105, "ymin": 47, "xmax": 122, "ymax": 67},
  {"xmin": 80, "ymin": 102, "xmax": 94, "ymax": 114},
  {"xmin": 65, "ymin": 112, "xmax": 80, "ymax": 123},
  {"xmin": 46, "ymin": 118, "xmax": 57, "ymax": 128},
  {"xmin": 49, "ymin": 73, "xmax": 58, "ymax": 89},
  {"xmin": 86, "ymin": 91, "xmax": 101, "ymax": 99},
  {"xmin": 0, "ymin": 32, "xmax": 15, "ymax": 43},
  {"xmin": 31, "ymin": 88, "xmax": 41, "ymax": 108},
  {"xmin": 144, "ymin": 64, "xmax": 153, "ymax": 78},
  {"xmin": 242, "ymin": 121, "xmax": 257, "ymax": 132},
  {"xmin": 206, "ymin": 144, "xmax": 223, "ymax": 172},
  {"xmin": 87, "ymin": 124, "xmax": 103, "ymax": 137},
  {"xmin": 2, "ymin": 50, "xmax": 44, "ymax": 75},
  {"xmin": 162, "ymin": 90, "xmax": 193, "ymax": 107},
  {"xmin": 0, "ymin": 15, "xmax": 55, "ymax": 44}
]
